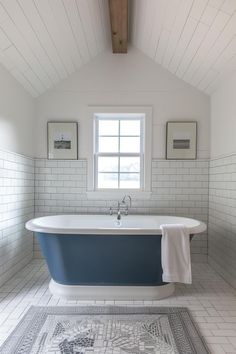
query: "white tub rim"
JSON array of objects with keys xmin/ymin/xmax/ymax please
[{"xmin": 25, "ymin": 214, "xmax": 207, "ymax": 235}]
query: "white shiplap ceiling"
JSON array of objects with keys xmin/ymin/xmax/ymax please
[
  {"xmin": 0, "ymin": 0, "xmax": 110, "ymax": 97},
  {"xmin": 0, "ymin": 0, "xmax": 236, "ymax": 97},
  {"xmin": 130, "ymin": 0, "xmax": 236, "ymax": 95}
]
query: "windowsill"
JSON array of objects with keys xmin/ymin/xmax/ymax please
[{"xmin": 86, "ymin": 190, "xmax": 152, "ymax": 200}]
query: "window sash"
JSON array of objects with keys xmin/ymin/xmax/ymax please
[
  {"xmin": 94, "ymin": 155, "xmax": 144, "ymax": 190},
  {"xmin": 94, "ymin": 117, "xmax": 144, "ymax": 190}
]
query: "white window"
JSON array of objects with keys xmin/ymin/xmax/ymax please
[
  {"xmin": 86, "ymin": 106, "xmax": 152, "ymax": 198},
  {"xmin": 94, "ymin": 114, "xmax": 144, "ymax": 190}
]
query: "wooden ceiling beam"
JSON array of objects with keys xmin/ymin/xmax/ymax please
[{"xmin": 108, "ymin": 0, "xmax": 128, "ymax": 53}]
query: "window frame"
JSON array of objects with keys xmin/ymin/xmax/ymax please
[
  {"xmin": 94, "ymin": 115, "xmax": 145, "ymax": 190},
  {"xmin": 86, "ymin": 106, "xmax": 152, "ymax": 199}
]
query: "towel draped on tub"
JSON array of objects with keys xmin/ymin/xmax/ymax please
[{"xmin": 160, "ymin": 224, "xmax": 192, "ymax": 284}]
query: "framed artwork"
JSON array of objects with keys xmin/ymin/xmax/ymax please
[
  {"xmin": 47, "ymin": 122, "xmax": 78, "ymax": 160},
  {"xmin": 166, "ymin": 121, "xmax": 197, "ymax": 160}
]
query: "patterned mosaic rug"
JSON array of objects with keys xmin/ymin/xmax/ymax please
[{"xmin": 0, "ymin": 306, "xmax": 209, "ymax": 354}]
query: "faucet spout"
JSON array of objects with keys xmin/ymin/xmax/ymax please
[
  {"xmin": 122, "ymin": 195, "xmax": 132, "ymax": 208},
  {"xmin": 122, "ymin": 195, "xmax": 132, "ymax": 207}
]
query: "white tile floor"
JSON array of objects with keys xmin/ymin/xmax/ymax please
[{"xmin": 0, "ymin": 260, "xmax": 236, "ymax": 354}]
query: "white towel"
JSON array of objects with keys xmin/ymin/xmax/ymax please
[{"xmin": 160, "ymin": 224, "xmax": 192, "ymax": 284}]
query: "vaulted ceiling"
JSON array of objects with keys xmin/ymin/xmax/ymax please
[
  {"xmin": 0, "ymin": 0, "xmax": 236, "ymax": 97},
  {"xmin": 0, "ymin": 0, "xmax": 110, "ymax": 97},
  {"xmin": 130, "ymin": 0, "xmax": 236, "ymax": 95}
]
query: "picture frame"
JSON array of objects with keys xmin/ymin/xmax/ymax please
[
  {"xmin": 166, "ymin": 121, "xmax": 197, "ymax": 160},
  {"xmin": 47, "ymin": 122, "xmax": 78, "ymax": 160}
]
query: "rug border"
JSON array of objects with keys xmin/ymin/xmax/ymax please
[{"xmin": 0, "ymin": 306, "xmax": 210, "ymax": 354}]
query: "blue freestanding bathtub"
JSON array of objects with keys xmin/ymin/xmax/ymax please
[{"xmin": 26, "ymin": 215, "xmax": 206, "ymax": 300}]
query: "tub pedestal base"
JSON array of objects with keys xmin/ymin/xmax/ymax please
[{"xmin": 49, "ymin": 279, "xmax": 175, "ymax": 301}]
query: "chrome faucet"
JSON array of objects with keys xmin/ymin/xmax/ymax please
[{"xmin": 109, "ymin": 195, "xmax": 132, "ymax": 219}]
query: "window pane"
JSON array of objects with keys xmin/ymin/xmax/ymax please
[
  {"xmin": 99, "ymin": 137, "xmax": 119, "ymax": 153},
  {"xmin": 120, "ymin": 173, "xmax": 140, "ymax": 189},
  {"xmin": 99, "ymin": 120, "xmax": 119, "ymax": 136},
  {"xmin": 120, "ymin": 120, "xmax": 140, "ymax": 136},
  {"xmin": 98, "ymin": 173, "xmax": 118, "ymax": 189},
  {"xmin": 120, "ymin": 157, "xmax": 140, "ymax": 172},
  {"xmin": 120, "ymin": 137, "xmax": 140, "ymax": 153},
  {"xmin": 98, "ymin": 157, "xmax": 118, "ymax": 172}
]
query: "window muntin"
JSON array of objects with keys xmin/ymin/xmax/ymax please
[{"xmin": 94, "ymin": 115, "xmax": 144, "ymax": 190}]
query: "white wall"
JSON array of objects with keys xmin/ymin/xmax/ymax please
[
  {"xmin": 0, "ymin": 64, "xmax": 35, "ymax": 286},
  {"xmin": 0, "ymin": 64, "xmax": 35, "ymax": 156},
  {"xmin": 35, "ymin": 48, "xmax": 210, "ymax": 159},
  {"xmin": 211, "ymin": 71, "xmax": 236, "ymax": 158},
  {"xmin": 0, "ymin": 150, "xmax": 34, "ymax": 287},
  {"xmin": 209, "ymin": 71, "xmax": 236, "ymax": 288},
  {"xmin": 33, "ymin": 48, "xmax": 210, "ymax": 262},
  {"xmin": 0, "ymin": 47, "xmax": 211, "ymax": 283},
  {"xmin": 34, "ymin": 158, "xmax": 209, "ymax": 261}
]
